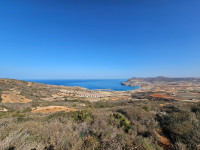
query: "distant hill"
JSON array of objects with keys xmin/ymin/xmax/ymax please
[
  {"xmin": 127, "ymin": 76, "xmax": 200, "ymax": 83},
  {"xmin": 121, "ymin": 76, "xmax": 200, "ymax": 87}
]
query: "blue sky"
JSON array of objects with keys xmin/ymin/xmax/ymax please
[{"xmin": 0, "ymin": 0, "xmax": 200, "ymax": 79}]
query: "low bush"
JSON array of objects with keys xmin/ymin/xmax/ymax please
[
  {"xmin": 17, "ymin": 116, "xmax": 32, "ymax": 123},
  {"xmin": 1, "ymin": 95, "xmax": 200, "ymax": 149},
  {"xmin": 162, "ymin": 105, "xmax": 180, "ymax": 113},
  {"xmin": 82, "ymin": 135, "xmax": 102, "ymax": 150},
  {"xmin": 73, "ymin": 110, "xmax": 93, "ymax": 123},
  {"xmin": 191, "ymin": 105, "xmax": 200, "ymax": 113},
  {"xmin": 92, "ymin": 101, "xmax": 128, "ymax": 108},
  {"xmin": 157, "ymin": 110, "xmax": 200, "ymax": 149},
  {"xmin": 142, "ymin": 106, "xmax": 150, "ymax": 111},
  {"xmin": 72, "ymin": 103, "xmax": 77, "ymax": 107},
  {"xmin": 45, "ymin": 111, "xmax": 70, "ymax": 121},
  {"xmin": 110, "ymin": 113, "xmax": 131, "ymax": 133},
  {"xmin": 136, "ymin": 137, "xmax": 163, "ymax": 150},
  {"xmin": 11, "ymin": 113, "xmax": 26, "ymax": 118},
  {"xmin": 0, "ymin": 112, "xmax": 7, "ymax": 118}
]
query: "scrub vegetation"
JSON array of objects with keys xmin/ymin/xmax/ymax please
[{"xmin": 0, "ymin": 101, "xmax": 200, "ymax": 150}]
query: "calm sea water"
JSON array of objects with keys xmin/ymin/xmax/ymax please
[{"xmin": 26, "ymin": 79, "xmax": 139, "ymax": 91}]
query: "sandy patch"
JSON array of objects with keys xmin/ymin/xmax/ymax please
[
  {"xmin": 159, "ymin": 103, "xmax": 170, "ymax": 106},
  {"xmin": 1, "ymin": 91, "xmax": 32, "ymax": 103},
  {"xmin": 111, "ymin": 97, "xmax": 120, "ymax": 101},
  {"xmin": 31, "ymin": 106, "xmax": 77, "ymax": 113},
  {"xmin": 27, "ymin": 82, "xmax": 32, "ymax": 86},
  {"xmin": 0, "ymin": 108, "xmax": 8, "ymax": 112}
]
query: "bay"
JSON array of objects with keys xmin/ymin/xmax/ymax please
[{"xmin": 26, "ymin": 79, "xmax": 139, "ymax": 91}]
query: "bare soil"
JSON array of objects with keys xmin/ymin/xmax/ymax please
[
  {"xmin": 1, "ymin": 91, "xmax": 32, "ymax": 103},
  {"xmin": 31, "ymin": 106, "xmax": 77, "ymax": 113}
]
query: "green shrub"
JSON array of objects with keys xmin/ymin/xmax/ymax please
[
  {"xmin": 142, "ymin": 106, "xmax": 150, "ymax": 111},
  {"xmin": 93, "ymin": 101, "xmax": 114, "ymax": 108},
  {"xmin": 88, "ymin": 104, "xmax": 94, "ymax": 109},
  {"xmin": 72, "ymin": 103, "xmax": 77, "ymax": 107},
  {"xmin": 73, "ymin": 110, "xmax": 93, "ymax": 123},
  {"xmin": 82, "ymin": 136, "xmax": 102, "ymax": 150},
  {"xmin": 0, "ymin": 111, "xmax": 23, "ymax": 119},
  {"xmin": 162, "ymin": 105, "xmax": 180, "ymax": 113},
  {"xmin": 64, "ymin": 98, "xmax": 79, "ymax": 102},
  {"xmin": 12, "ymin": 113, "xmax": 26, "ymax": 118},
  {"xmin": 0, "ymin": 112, "xmax": 7, "ymax": 118},
  {"xmin": 22, "ymin": 107, "xmax": 32, "ymax": 113},
  {"xmin": 17, "ymin": 116, "xmax": 32, "ymax": 122},
  {"xmin": 111, "ymin": 113, "xmax": 131, "ymax": 133},
  {"xmin": 45, "ymin": 110, "xmax": 93, "ymax": 123}
]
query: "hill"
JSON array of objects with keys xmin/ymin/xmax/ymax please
[
  {"xmin": 125, "ymin": 76, "xmax": 200, "ymax": 83},
  {"xmin": 0, "ymin": 79, "xmax": 200, "ymax": 149}
]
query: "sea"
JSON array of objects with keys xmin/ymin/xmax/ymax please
[{"xmin": 25, "ymin": 79, "xmax": 139, "ymax": 91}]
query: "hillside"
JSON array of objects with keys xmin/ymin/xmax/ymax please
[
  {"xmin": 0, "ymin": 79, "xmax": 200, "ymax": 149},
  {"xmin": 127, "ymin": 76, "xmax": 200, "ymax": 82}
]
